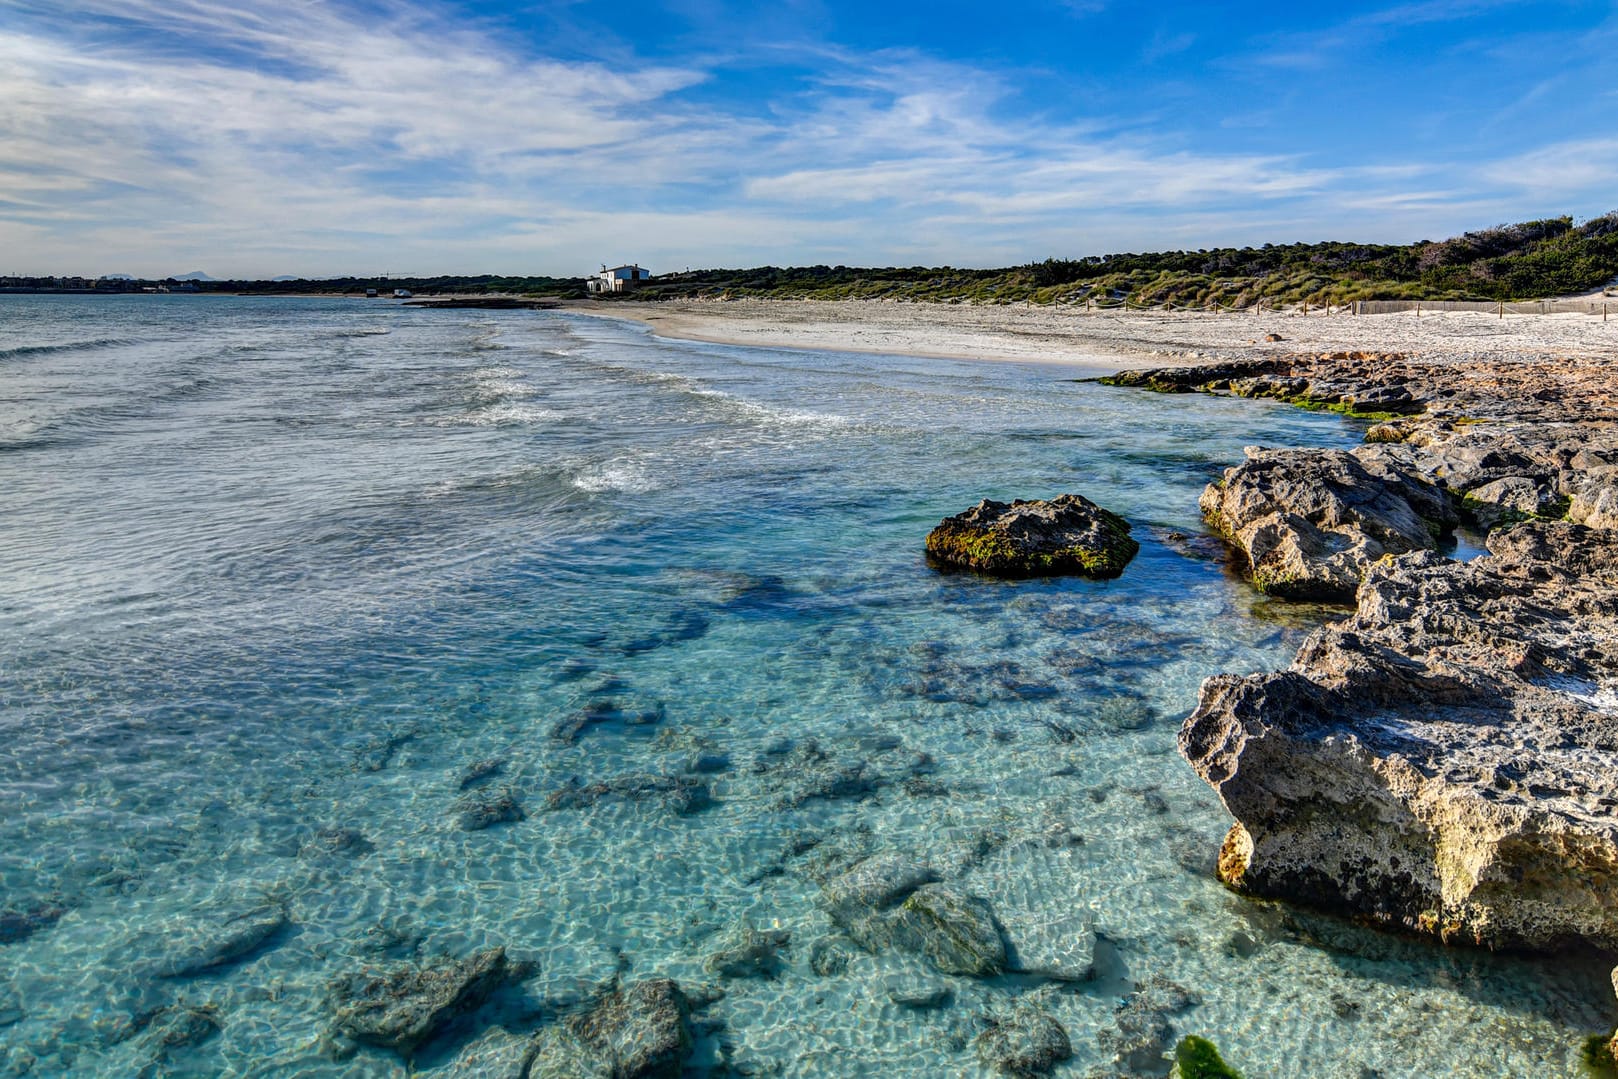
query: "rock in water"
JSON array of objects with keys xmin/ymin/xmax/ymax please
[
  {"xmin": 925, "ymin": 495, "xmax": 1139, "ymax": 579},
  {"xmin": 889, "ymin": 885, "xmax": 1006, "ymax": 977},
  {"xmin": 819, "ymin": 856, "xmax": 1006, "ymax": 976},
  {"xmin": 1199, "ymin": 446, "xmax": 1455, "ymax": 602},
  {"xmin": 330, "ymin": 946, "xmax": 519, "ymax": 1054},
  {"xmin": 703, "ymin": 921, "xmax": 790, "ymax": 979},
  {"xmin": 151, "ymin": 905, "xmax": 289, "ymax": 978},
  {"xmin": 1180, "ymin": 521, "xmax": 1618, "ymax": 950},
  {"xmin": 976, "ymin": 1007, "xmax": 1072, "ymax": 1076},
  {"xmin": 531, "ymin": 978, "xmax": 692, "ymax": 1079}
]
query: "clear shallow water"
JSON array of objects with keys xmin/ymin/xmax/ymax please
[{"xmin": 0, "ymin": 295, "xmax": 1607, "ymax": 1077}]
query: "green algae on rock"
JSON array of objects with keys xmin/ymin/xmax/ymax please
[
  {"xmin": 925, "ymin": 494, "xmax": 1139, "ymax": 579},
  {"xmin": 1172, "ymin": 1036, "xmax": 1245, "ymax": 1079}
]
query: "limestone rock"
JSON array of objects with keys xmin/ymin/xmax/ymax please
[
  {"xmin": 819, "ymin": 855, "xmax": 1005, "ymax": 976},
  {"xmin": 330, "ymin": 946, "xmax": 520, "ymax": 1054},
  {"xmin": 1200, "ymin": 446, "xmax": 1455, "ymax": 602},
  {"xmin": 1180, "ymin": 521, "xmax": 1618, "ymax": 950},
  {"xmin": 533, "ymin": 978, "xmax": 692, "ymax": 1079},
  {"xmin": 150, "ymin": 904, "xmax": 289, "ymax": 979},
  {"xmin": 443, "ymin": 1026, "xmax": 537, "ymax": 1079},
  {"xmin": 889, "ymin": 884, "xmax": 1006, "ymax": 977},
  {"xmin": 1570, "ymin": 482, "xmax": 1618, "ymax": 530},
  {"xmin": 881, "ymin": 970, "xmax": 951, "ymax": 1009},
  {"xmin": 925, "ymin": 495, "xmax": 1139, "ymax": 579},
  {"xmin": 976, "ymin": 1007, "xmax": 1072, "ymax": 1076}
]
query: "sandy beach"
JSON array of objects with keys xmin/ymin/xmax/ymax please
[{"xmin": 559, "ymin": 297, "xmax": 1618, "ymax": 370}]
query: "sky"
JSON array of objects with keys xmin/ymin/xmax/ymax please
[{"xmin": 2, "ymin": 0, "xmax": 1616, "ymax": 278}]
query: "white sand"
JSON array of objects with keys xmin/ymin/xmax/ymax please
[{"xmin": 558, "ymin": 298, "xmax": 1618, "ymax": 371}]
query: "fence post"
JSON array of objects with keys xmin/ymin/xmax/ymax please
[{"xmin": 1416, "ymin": 302, "xmax": 1421, "ymax": 318}]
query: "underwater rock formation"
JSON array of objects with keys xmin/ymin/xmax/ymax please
[
  {"xmin": 925, "ymin": 494, "xmax": 1139, "ymax": 579},
  {"xmin": 329, "ymin": 946, "xmax": 522, "ymax": 1055},
  {"xmin": 976, "ymin": 1006, "xmax": 1072, "ymax": 1076},
  {"xmin": 819, "ymin": 854, "xmax": 1007, "ymax": 977},
  {"xmin": 150, "ymin": 904, "xmax": 290, "ymax": 979},
  {"xmin": 529, "ymin": 978, "xmax": 693, "ymax": 1079},
  {"xmin": 1181, "ymin": 520, "xmax": 1618, "ymax": 950}
]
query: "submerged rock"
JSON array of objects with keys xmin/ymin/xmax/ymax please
[
  {"xmin": 976, "ymin": 1007, "xmax": 1072, "ymax": 1076},
  {"xmin": 819, "ymin": 855, "xmax": 1005, "ymax": 977},
  {"xmin": 0, "ymin": 901, "xmax": 67, "ymax": 945},
  {"xmin": 151, "ymin": 905, "xmax": 289, "ymax": 979},
  {"xmin": 889, "ymin": 884, "xmax": 1006, "ymax": 977},
  {"xmin": 458, "ymin": 757, "xmax": 507, "ymax": 790},
  {"xmin": 1200, "ymin": 446, "xmax": 1455, "ymax": 602},
  {"xmin": 456, "ymin": 789, "xmax": 526, "ymax": 831},
  {"xmin": 442, "ymin": 1025, "xmax": 537, "ymax": 1079},
  {"xmin": 329, "ymin": 946, "xmax": 521, "ymax": 1055},
  {"xmin": 1171, "ymin": 1035, "xmax": 1245, "ymax": 1079},
  {"xmin": 925, "ymin": 494, "xmax": 1139, "ymax": 579},
  {"xmin": 545, "ymin": 773, "xmax": 711, "ymax": 816},
  {"xmin": 1181, "ymin": 521, "xmax": 1618, "ymax": 950},
  {"xmin": 1098, "ymin": 976, "xmax": 1200, "ymax": 1076},
  {"xmin": 703, "ymin": 921, "xmax": 790, "ymax": 979},
  {"xmin": 881, "ymin": 969, "xmax": 951, "ymax": 1009},
  {"xmin": 531, "ymin": 978, "xmax": 692, "ymax": 1079}
]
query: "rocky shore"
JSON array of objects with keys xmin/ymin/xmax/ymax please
[{"xmin": 1110, "ymin": 350, "xmax": 1618, "ymax": 1030}]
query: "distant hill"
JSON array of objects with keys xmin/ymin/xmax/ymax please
[
  {"xmin": 626, "ymin": 212, "xmax": 1618, "ymax": 309},
  {"xmin": 171, "ymin": 271, "xmax": 214, "ymax": 281}
]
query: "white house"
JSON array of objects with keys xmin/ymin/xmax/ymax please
[{"xmin": 587, "ymin": 264, "xmax": 651, "ymax": 294}]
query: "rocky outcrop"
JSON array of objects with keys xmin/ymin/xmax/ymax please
[
  {"xmin": 926, "ymin": 495, "xmax": 1139, "ymax": 579},
  {"xmin": 1200, "ymin": 445, "xmax": 1457, "ymax": 601},
  {"xmin": 1181, "ymin": 520, "xmax": 1618, "ymax": 949},
  {"xmin": 1108, "ymin": 348, "xmax": 1618, "ymax": 1012}
]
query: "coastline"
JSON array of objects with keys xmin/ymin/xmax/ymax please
[{"xmin": 555, "ymin": 297, "xmax": 1618, "ymax": 370}]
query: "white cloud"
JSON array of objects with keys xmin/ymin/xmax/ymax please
[{"xmin": 0, "ymin": 0, "xmax": 1612, "ymax": 276}]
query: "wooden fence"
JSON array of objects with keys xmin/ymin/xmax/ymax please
[{"xmin": 1353, "ymin": 298, "xmax": 1615, "ymax": 317}]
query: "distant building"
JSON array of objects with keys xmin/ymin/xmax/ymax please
[{"xmin": 587, "ymin": 264, "xmax": 651, "ymax": 294}]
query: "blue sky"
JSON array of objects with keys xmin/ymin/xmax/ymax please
[{"xmin": 1, "ymin": 0, "xmax": 1615, "ymax": 277}]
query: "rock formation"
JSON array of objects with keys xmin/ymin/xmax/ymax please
[
  {"xmin": 1200, "ymin": 445, "xmax": 1456, "ymax": 602},
  {"xmin": 1182, "ymin": 521, "xmax": 1618, "ymax": 949},
  {"xmin": 925, "ymin": 494, "xmax": 1139, "ymax": 579},
  {"xmin": 1112, "ymin": 348, "xmax": 1618, "ymax": 963}
]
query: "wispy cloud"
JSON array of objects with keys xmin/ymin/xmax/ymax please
[{"xmin": 0, "ymin": 0, "xmax": 1613, "ymax": 275}]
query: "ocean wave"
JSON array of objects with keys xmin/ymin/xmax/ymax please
[
  {"xmin": 686, "ymin": 387, "xmax": 857, "ymax": 430},
  {"xmin": 571, "ymin": 458, "xmax": 659, "ymax": 494},
  {"xmin": 0, "ymin": 337, "xmax": 137, "ymax": 362}
]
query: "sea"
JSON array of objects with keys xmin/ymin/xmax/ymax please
[{"xmin": 0, "ymin": 294, "xmax": 1608, "ymax": 1077}]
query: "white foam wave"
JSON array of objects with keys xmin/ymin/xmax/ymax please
[
  {"xmin": 687, "ymin": 388, "xmax": 855, "ymax": 430},
  {"xmin": 572, "ymin": 459, "xmax": 658, "ymax": 494}
]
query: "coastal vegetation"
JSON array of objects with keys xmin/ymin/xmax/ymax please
[
  {"xmin": 8, "ymin": 212, "xmax": 1614, "ymax": 310},
  {"xmin": 632, "ymin": 212, "xmax": 1618, "ymax": 308}
]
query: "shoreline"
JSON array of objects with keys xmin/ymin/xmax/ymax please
[{"xmin": 555, "ymin": 297, "xmax": 1618, "ymax": 371}]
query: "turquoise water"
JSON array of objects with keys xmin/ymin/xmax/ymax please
[{"xmin": 0, "ymin": 295, "xmax": 1607, "ymax": 1076}]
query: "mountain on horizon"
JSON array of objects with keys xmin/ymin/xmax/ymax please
[
  {"xmin": 172, "ymin": 270, "xmax": 214, "ymax": 281},
  {"xmin": 271, "ymin": 275, "xmax": 302, "ymax": 282}
]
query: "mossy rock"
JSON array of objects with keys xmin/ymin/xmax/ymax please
[
  {"xmin": 925, "ymin": 494, "xmax": 1139, "ymax": 579},
  {"xmin": 1171, "ymin": 1036, "xmax": 1245, "ymax": 1079}
]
